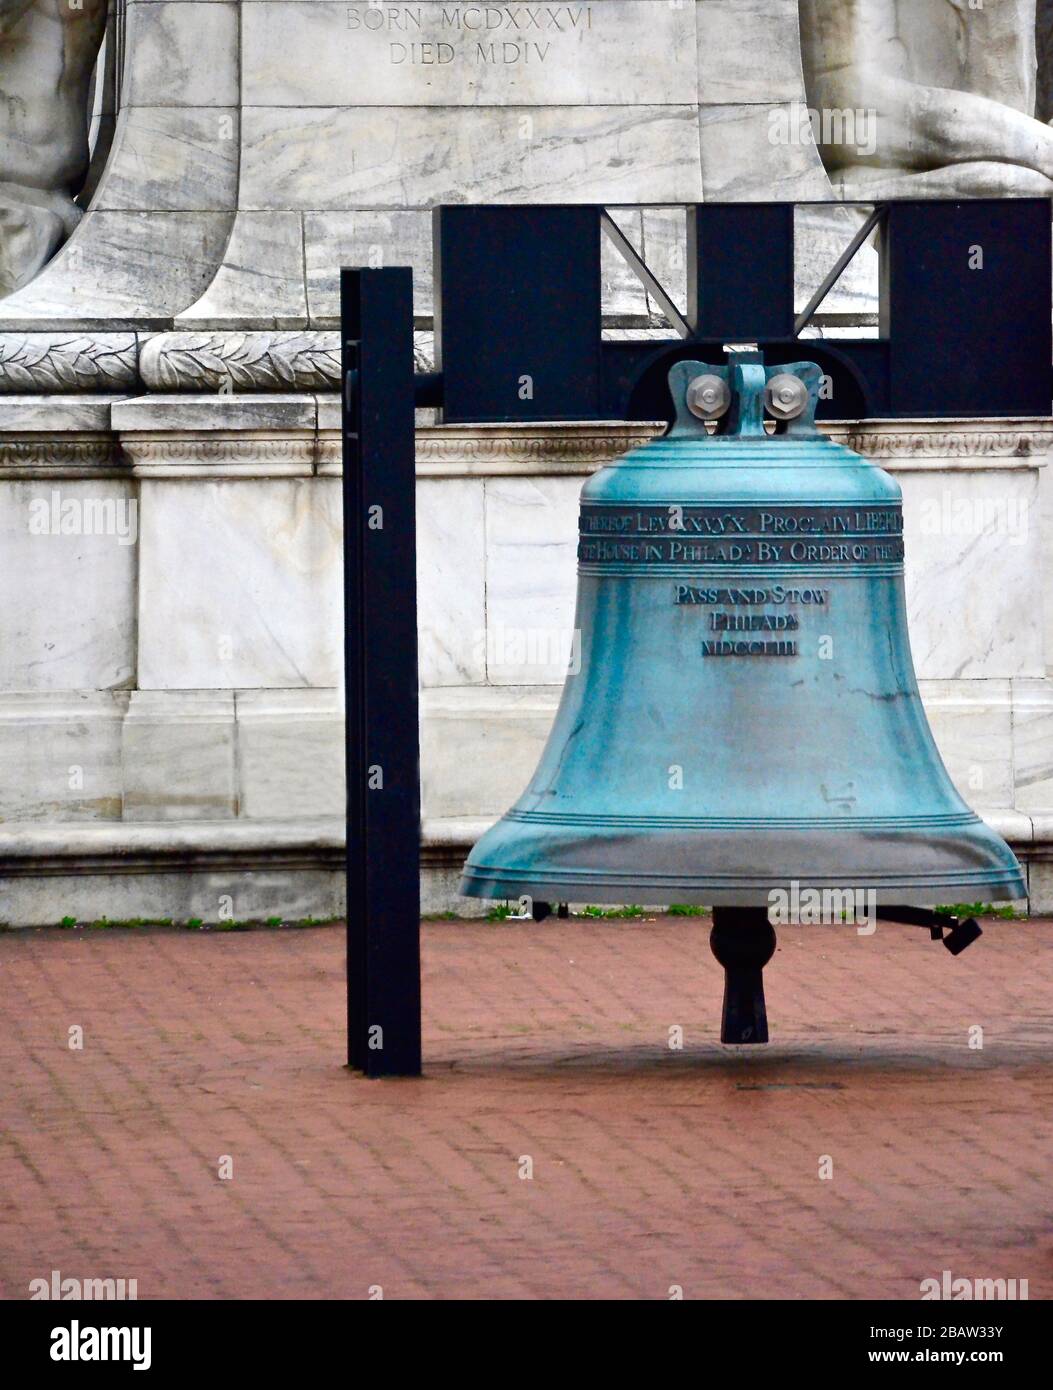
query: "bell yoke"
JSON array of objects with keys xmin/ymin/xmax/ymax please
[{"xmin": 460, "ymin": 354, "xmax": 1024, "ymax": 1042}]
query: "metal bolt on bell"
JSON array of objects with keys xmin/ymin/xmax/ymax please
[
  {"xmin": 687, "ymin": 374, "xmax": 731, "ymax": 420},
  {"xmin": 764, "ymin": 373, "xmax": 810, "ymax": 420}
]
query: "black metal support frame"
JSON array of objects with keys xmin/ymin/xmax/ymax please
[
  {"xmin": 434, "ymin": 199, "xmax": 1052, "ymax": 423},
  {"xmin": 342, "ymin": 201, "xmax": 1049, "ymax": 1071},
  {"xmin": 342, "ymin": 267, "xmax": 422, "ymax": 1078}
]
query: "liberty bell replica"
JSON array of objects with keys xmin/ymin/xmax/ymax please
[{"xmin": 460, "ymin": 354, "xmax": 1025, "ymax": 1043}]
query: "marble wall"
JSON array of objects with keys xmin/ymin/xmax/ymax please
[
  {"xmin": 1, "ymin": 1, "xmax": 1052, "ymax": 923},
  {"xmin": 0, "ymin": 0, "xmax": 896, "ymax": 330},
  {"xmin": 1, "ymin": 401, "xmax": 1051, "ymax": 922},
  {"xmin": 7, "ymin": 0, "xmax": 1053, "ymax": 328}
]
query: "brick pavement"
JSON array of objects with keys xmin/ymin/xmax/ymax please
[{"xmin": 1, "ymin": 917, "xmax": 1051, "ymax": 1300}]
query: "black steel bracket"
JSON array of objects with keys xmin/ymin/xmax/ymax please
[
  {"xmin": 433, "ymin": 199, "xmax": 1052, "ymax": 424},
  {"xmin": 877, "ymin": 906, "xmax": 984, "ymax": 955}
]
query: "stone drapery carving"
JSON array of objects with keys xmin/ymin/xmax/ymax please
[
  {"xmin": 0, "ymin": 0, "xmax": 107, "ymax": 296},
  {"xmin": 801, "ymin": 0, "xmax": 1053, "ymax": 197},
  {"xmin": 1039, "ymin": 0, "xmax": 1053, "ymax": 121}
]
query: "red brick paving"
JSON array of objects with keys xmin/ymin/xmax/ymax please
[{"xmin": 1, "ymin": 917, "xmax": 1051, "ymax": 1300}]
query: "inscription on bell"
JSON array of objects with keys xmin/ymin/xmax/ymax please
[
  {"xmin": 711, "ymin": 613, "xmax": 800, "ymax": 632},
  {"xmin": 580, "ymin": 505, "xmax": 903, "ymax": 537},
  {"xmin": 579, "ymin": 504, "xmax": 905, "ymax": 567},
  {"xmin": 701, "ymin": 640, "xmax": 799, "ymax": 658},
  {"xmin": 675, "ymin": 586, "xmax": 829, "ymax": 606}
]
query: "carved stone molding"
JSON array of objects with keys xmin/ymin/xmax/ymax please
[
  {"xmin": 0, "ymin": 329, "xmax": 435, "ymax": 395},
  {"xmin": 319, "ymin": 421, "xmax": 664, "ymax": 477},
  {"xmin": 120, "ymin": 433, "xmax": 317, "ymax": 478},
  {"xmin": 418, "ymin": 424, "xmax": 665, "ymax": 476},
  {"xmin": 0, "ymin": 435, "xmax": 118, "ymax": 479},
  {"xmin": 139, "ymin": 329, "xmax": 435, "ymax": 391},
  {"xmin": 4, "ymin": 403, "xmax": 1051, "ymax": 483},
  {"xmin": 0, "ymin": 334, "xmax": 138, "ymax": 393},
  {"xmin": 826, "ymin": 421, "xmax": 1053, "ymax": 466},
  {"xmin": 140, "ymin": 332, "xmax": 342, "ymax": 393}
]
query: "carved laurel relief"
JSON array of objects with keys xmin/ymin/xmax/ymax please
[
  {"xmin": 0, "ymin": 333, "xmax": 137, "ymax": 392},
  {"xmin": 139, "ymin": 333, "xmax": 343, "ymax": 393}
]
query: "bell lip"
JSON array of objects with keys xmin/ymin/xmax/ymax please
[
  {"xmin": 460, "ymin": 814, "xmax": 1026, "ymax": 907},
  {"xmin": 497, "ymin": 810, "xmax": 987, "ymax": 831},
  {"xmin": 459, "ymin": 870, "xmax": 1026, "ymax": 910}
]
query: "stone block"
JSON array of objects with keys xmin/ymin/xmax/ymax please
[
  {"xmin": 121, "ymin": 691, "xmax": 237, "ymax": 821},
  {"xmin": 697, "ymin": 0, "xmax": 809, "ymax": 106},
  {"xmin": 242, "ymin": 2, "xmax": 698, "ymax": 107},
  {"xmin": 420, "ymin": 686, "xmax": 560, "ymax": 820},
  {"xmin": 236, "ymin": 689, "xmax": 345, "ymax": 820},
  {"xmin": 91, "ymin": 107, "xmax": 239, "ymax": 213},
  {"xmin": 0, "ymin": 212, "xmax": 236, "ymax": 328},
  {"xmin": 483, "ymin": 476, "xmax": 581, "ymax": 685},
  {"xmin": 0, "ymin": 692, "xmax": 127, "ymax": 822},
  {"xmin": 699, "ymin": 102, "xmax": 831, "ymax": 201},
  {"xmin": 919, "ymin": 679, "xmax": 1015, "ymax": 810},
  {"xmin": 417, "ymin": 477, "xmax": 487, "ymax": 687},
  {"xmin": 178, "ymin": 212, "xmax": 309, "ymax": 330},
  {"xmin": 136, "ymin": 477, "xmax": 342, "ymax": 689},
  {"xmin": 304, "ymin": 211, "xmax": 433, "ymax": 324},
  {"xmin": 1012, "ymin": 677, "xmax": 1053, "ymax": 814},
  {"xmin": 241, "ymin": 104, "xmax": 704, "ymax": 209},
  {"xmin": 123, "ymin": 2, "xmax": 239, "ymax": 108},
  {"xmin": 899, "ymin": 465, "xmax": 1043, "ymax": 680},
  {"xmin": 0, "ymin": 478, "xmax": 137, "ymax": 692}
]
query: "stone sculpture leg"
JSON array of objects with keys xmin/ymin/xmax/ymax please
[
  {"xmin": 0, "ymin": 0, "xmax": 107, "ymax": 295},
  {"xmin": 859, "ymin": 73, "xmax": 1053, "ymax": 182},
  {"xmin": 831, "ymin": 160, "xmax": 1053, "ymax": 200},
  {"xmin": 0, "ymin": 184, "xmax": 83, "ymax": 296},
  {"xmin": 801, "ymin": 0, "xmax": 1053, "ymax": 199}
]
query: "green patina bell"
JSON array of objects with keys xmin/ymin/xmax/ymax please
[{"xmin": 460, "ymin": 355, "xmax": 1025, "ymax": 924}]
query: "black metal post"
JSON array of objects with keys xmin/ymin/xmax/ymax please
[{"xmin": 342, "ymin": 267, "xmax": 422, "ymax": 1078}]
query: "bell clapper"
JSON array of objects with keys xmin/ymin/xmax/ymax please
[{"xmin": 709, "ymin": 909, "xmax": 778, "ymax": 1046}]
